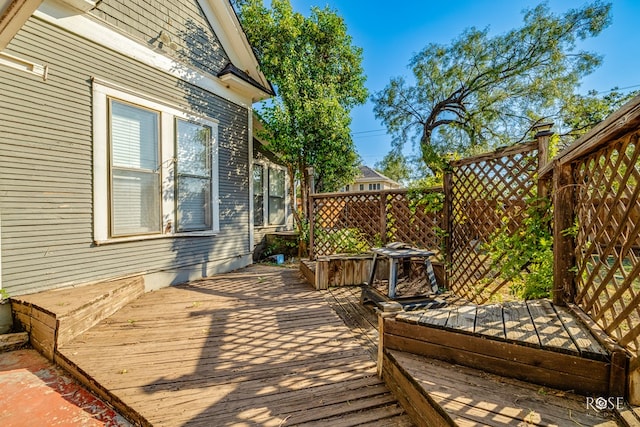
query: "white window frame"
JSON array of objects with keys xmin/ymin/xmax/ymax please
[
  {"xmin": 93, "ymin": 80, "xmax": 220, "ymax": 244},
  {"xmin": 253, "ymin": 161, "xmax": 287, "ymax": 228}
]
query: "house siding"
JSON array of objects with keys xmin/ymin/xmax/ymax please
[
  {"xmin": 0, "ymin": 16, "xmax": 250, "ymax": 296},
  {"xmin": 90, "ymin": 0, "xmax": 230, "ymax": 77}
]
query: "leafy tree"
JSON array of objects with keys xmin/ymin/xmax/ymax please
[
  {"xmin": 559, "ymin": 88, "xmax": 638, "ymax": 142},
  {"xmin": 372, "ymin": 2, "xmax": 613, "ymax": 173},
  {"xmin": 235, "ymin": 0, "xmax": 367, "ymax": 234},
  {"xmin": 374, "ymin": 149, "xmax": 411, "ymax": 185}
]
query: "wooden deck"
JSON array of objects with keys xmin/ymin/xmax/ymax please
[
  {"xmin": 55, "ymin": 266, "xmax": 413, "ymax": 426},
  {"xmin": 322, "ymin": 285, "xmax": 627, "ymax": 426}
]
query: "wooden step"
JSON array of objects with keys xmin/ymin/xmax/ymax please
[
  {"xmin": 382, "ymin": 349, "xmax": 622, "ymax": 426},
  {"xmin": 0, "ymin": 332, "xmax": 29, "ymax": 353},
  {"xmin": 11, "ymin": 276, "xmax": 144, "ymax": 360}
]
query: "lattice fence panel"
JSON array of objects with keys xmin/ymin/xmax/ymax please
[
  {"xmin": 573, "ymin": 131, "xmax": 640, "ymax": 353},
  {"xmin": 385, "ymin": 191, "xmax": 445, "ymax": 258},
  {"xmin": 311, "ymin": 193, "xmax": 381, "ymax": 257},
  {"xmin": 448, "ymin": 144, "xmax": 538, "ymax": 303}
]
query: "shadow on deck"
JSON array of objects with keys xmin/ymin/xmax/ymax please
[
  {"xmin": 12, "ymin": 265, "xmax": 412, "ymax": 426},
  {"xmin": 306, "ymin": 259, "xmax": 637, "ymax": 426}
]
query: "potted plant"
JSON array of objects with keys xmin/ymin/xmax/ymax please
[{"xmin": 0, "ymin": 289, "xmax": 13, "ymax": 334}]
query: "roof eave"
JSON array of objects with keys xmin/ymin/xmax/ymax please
[{"xmin": 0, "ymin": 0, "xmax": 43, "ymax": 50}]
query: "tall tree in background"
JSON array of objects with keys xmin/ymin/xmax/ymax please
[
  {"xmin": 374, "ymin": 149, "xmax": 411, "ymax": 185},
  {"xmin": 234, "ymin": 0, "xmax": 367, "ymax": 233},
  {"xmin": 373, "ymin": 2, "xmax": 613, "ymax": 174}
]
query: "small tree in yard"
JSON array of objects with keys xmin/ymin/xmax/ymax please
[
  {"xmin": 373, "ymin": 1, "xmax": 615, "ymax": 174},
  {"xmin": 234, "ymin": 0, "xmax": 368, "ymax": 237}
]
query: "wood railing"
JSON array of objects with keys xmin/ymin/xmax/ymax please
[
  {"xmin": 309, "ymin": 188, "xmax": 445, "ymax": 259},
  {"xmin": 308, "ymin": 96, "xmax": 640, "ymax": 383},
  {"xmin": 541, "ymin": 96, "xmax": 640, "ymax": 358}
]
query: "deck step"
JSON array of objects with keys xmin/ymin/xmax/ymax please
[
  {"xmin": 11, "ymin": 276, "xmax": 144, "ymax": 360},
  {"xmin": 383, "ymin": 349, "xmax": 621, "ymax": 426},
  {"xmin": 0, "ymin": 332, "xmax": 29, "ymax": 353}
]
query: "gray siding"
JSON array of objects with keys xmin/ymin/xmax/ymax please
[
  {"xmin": 0, "ymin": 16, "xmax": 250, "ymax": 295},
  {"xmin": 90, "ymin": 0, "xmax": 230, "ymax": 76}
]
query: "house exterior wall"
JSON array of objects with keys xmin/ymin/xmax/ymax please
[
  {"xmin": 0, "ymin": 9, "xmax": 252, "ymax": 296},
  {"xmin": 89, "ymin": 0, "xmax": 230, "ymax": 77},
  {"xmin": 342, "ymin": 180, "xmax": 401, "ymax": 193}
]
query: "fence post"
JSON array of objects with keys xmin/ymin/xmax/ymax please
[
  {"xmin": 308, "ymin": 193, "xmax": 316, "ymax": 261},
  {"xmin": 552, "ymin": 161, "xmax": 576, "ymax": 305},
  {"xmin": 443, "ymin": 171, "xmax": 453, "ymax": 291},
  {"xmin": 379, "ymin": 191, "xmax": 387, "ymax": 245},
  {"xmin": 534, "ymin": 122, "xmax": 553, "ymax": 199}
]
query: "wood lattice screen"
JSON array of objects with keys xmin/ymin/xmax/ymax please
[
  {"xmin": 448, "ymin": 142, "xmax": 539, "ymax": 303},
  {"xmin": 573, "ymin": 131, "xmax": 640, "ymax": 353},
  {"xmin": 309, "ymin": 189, "xmax": 444, "ymax": 258}
]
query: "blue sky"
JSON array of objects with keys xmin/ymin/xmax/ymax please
[{"xmin": 288, "ymin": 0, "xmax": 640, "ymax": 167}]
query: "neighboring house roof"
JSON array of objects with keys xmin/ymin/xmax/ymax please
[
  {"xmin": 218, "ymin": 62, "xmax": 275, "ymax": 97},
  {"xmin": 355, "ymin": 165, "xmax": 402, "ymax": 187}
]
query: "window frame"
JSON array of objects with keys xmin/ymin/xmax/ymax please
[
  {"xmin": 93, "ymin": 80, "xmax": 219, "ymax": 244},
  {"xmin": 252, "ymin": 161, "xmax": 287, "ymax": 228},
  {"xmin": 268, "ymin": 167, "xmax": 286, "ymax": 226},
  {"xmin": 108, "ymin": 98, "xmax": 162, "ymax": 238}
]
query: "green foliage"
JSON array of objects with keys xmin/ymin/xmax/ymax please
[
  {"xmin": 406, "ymin": 187, "xmax": 444, "ymax": 215},
  {"xmin": 485, "ymin": 197, "xmax": 553, "ymax": 300},
  {"xmin": 236, "ymin": 0, "xmax": 367, "ymax": 199},
  {"xmin": 558, "ymin": 88, "xmax": 639, "ymax": 145},
  {"xmin": 315, "ymin": 228, "xmax": 371, "ymax": 254},
  {"xmin": 374, "ymin": 149, "xmax": 411, "ymax": 185},
  {"xmin": 263, "ymin": 237, "xmax": 298, "ymax": 258},
  {"xmin": 372, "ymin": 2, "xmax": 614, "ymax": 174},
  {"xmin": 0, "ymin": 289, "xmax": 8, "ymax": 302}
]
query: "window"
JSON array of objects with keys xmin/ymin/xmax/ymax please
[
  {"xmin": 268, "ymin": 168, "xmax": 285, "ymax": 225},
  {"xmin": 93, "ymin": 81, "xmax": 219, "ymax": 243},
  {"xmin": 253, "ymin": 164, "xmax": 264, "ymax": 226},
  {"xmin": 369, "ymin": 183, "xmax": 381, "ymax": 191},
  {"xmin": 109, "ymin": 100, "xmax": 161, "ymax": 236},
  {"xmin": 344, "ymin": 185, "xmax": 350, "ymax": 192},
  {"xmin": 176, "ymin": 119, "xmax": 213, "ymax": 232},
  {"xmin": 253, "ymin": 163, "xmax": 286, "ymax": 227},
  {"xmin": 359, "ymin": 184, "xmax": 364, "ymax": 191}
]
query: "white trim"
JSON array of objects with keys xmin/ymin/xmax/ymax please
[
  {"xmin": 34, "ymin": 1, "xmax": 258, "ymax": 107},
  {"xmin": 248, "ymin": 110, "xmax": 254, "ymax": 250},
  {"xmin": 198, "ymin": 0, "xmax": 270, "ymax": 91},
  {"xmin": 93, "ymin": 81, "xmax": 220, "ymax": 244},
  {"xmin": 0, "ymin": 51, "xmax": 48, "ymax": 78},
  {"xmin": 0, "ymin": 211, "xmax": 3, "ymax": 291}
]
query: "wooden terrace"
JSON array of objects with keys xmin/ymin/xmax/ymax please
[
  {"xmin": 11, "ymin": 263, "xmax": 638, "ymax": 425},
  {"xmin": 22, "ymin": 265, "xmax": 411, "ymax": 426}
]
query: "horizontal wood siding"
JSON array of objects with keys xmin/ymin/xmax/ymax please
[
  {"xmin": 0, "ymin": 17, "xmax": 250, "ymax": 295},
  {"xmin": 90, "ymin": 0, "xmax": 230, "ymax": 77}
]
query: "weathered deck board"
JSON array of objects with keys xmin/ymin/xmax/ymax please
[
  {"xmin": 554, "ymin": 305, "xmax": 609, "ymax": 360},
  {"xmin": 58, "ymin": 266, "xmax": 412, "ymax": 426},
  {"xmin": 322, "ymin": 286, "xmax": 379, "ymax": 361},
  {"xmin": 445, "ymin": 305, "xmax": 476, "ymax": 333},
  {"xmin": 503, "ymin": 301, "xmax": 540, "ymax": 346},
  {"xmin": 527, "ymin": 299, "xmax": 579, "ymax": 354},
  {"xmin": 474, "ymin": 304, "xmax": 505, "ymax": 339},
  {"xmin": 387, "ymin": 350, "xmax": 620, "ymax": 427}
]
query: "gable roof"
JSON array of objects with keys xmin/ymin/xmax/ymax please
[
  {"xmin": 200, "ymin": 0, "xmax": 273, "ymax": 101},
  {"xmin": 358, "ymin": 165, "xmax": 398, "ymax": 184},
  {"xmin": 1, "ymin": 0, "xmax": 272, "ymax": 102}
]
